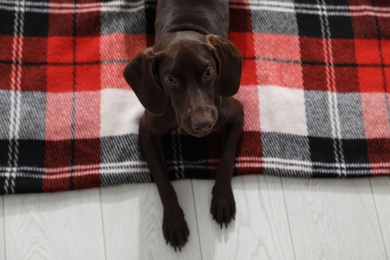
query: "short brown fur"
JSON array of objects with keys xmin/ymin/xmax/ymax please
[{"xmin": 123, "ymin": 0, "xmax": 243, "ymax": 251}]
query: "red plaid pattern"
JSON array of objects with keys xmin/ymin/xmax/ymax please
[{"xmin": 0, "ymin": 0, "xmax": 389, "ymax": 194}]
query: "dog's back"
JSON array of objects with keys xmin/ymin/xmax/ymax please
[{"xmin": 155, "ymin": 0, "xmax": 229, "ymax": 40}]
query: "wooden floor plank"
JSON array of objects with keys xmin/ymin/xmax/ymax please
[
  {"xmin": 193, "ymin": 176, "xmax": 295, "ymax": 260},
  {"xmin": 100, "ymin": 180, "xmax": 202, "ymax": 260},
  {"xmin": 0, "ymin": 197, "xmax": 4, "ymax": 260},
  {"xmin": 282, "ymin": 178, "xmax": 386, "ymax": 260},
  {"xmin": 3, "ymin": 189, "xmax": 105, "ymax": 260},
  {"xmin": 370, "ymin": 177, "xmax": 390, "ymax": 259}
]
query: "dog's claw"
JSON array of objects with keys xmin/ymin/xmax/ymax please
[
  {"xmin": 179, "ymin": 246, "xmax": 182, "ymax": 252},
  {"xmin": 166, "ymin": 240, "xmax": 169, "ymax": 245},
  {"xmin": 225, "ymin": 222, "xmax": 228, "ymax": 229}
]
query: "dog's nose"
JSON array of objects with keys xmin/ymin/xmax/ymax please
[{"xmin": 191, "ymin": 118, "xmax": 214, "ymax": 133}]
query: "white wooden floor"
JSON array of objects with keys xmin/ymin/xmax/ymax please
[{"xmin": 1, "ymin": 176, "xmax": 389, "ymax": 260}]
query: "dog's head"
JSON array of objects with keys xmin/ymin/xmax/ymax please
[{"xmin": 123, "ymin": 31, "xmax": 242, "ymax": 137}]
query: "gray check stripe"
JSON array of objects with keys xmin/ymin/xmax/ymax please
[
  {"xmin": 230, "ymin": 0, "xmax": 390, "ymax": 17},
  {"xmin": 5, "ymin": 0, "xmax": 25, "ymax": 194},
  {"xmin": 238, "ymin": 157, "xmax": 390, "ymax": 175},
  {"xmin": 317, "ymin": 0, "xmax": 346, "ymax": 177},
  {"xmin": 1, "ymin": 0, "xmax": 389, "ymax": 16},
  {"xmin": 0, "ymin": 0, "xmax": 145, "ymax": 13}
]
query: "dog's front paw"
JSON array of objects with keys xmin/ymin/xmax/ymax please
[
  {"xmin": 210, "ymin": 185, "xmax": 236, "ymax": 228},
  {"xmin": 162, "ymin": 207, "xmax": 190, "ymax": 252}
]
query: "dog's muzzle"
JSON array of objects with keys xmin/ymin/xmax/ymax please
[{"xmin": 178, "ymin": 106, "xmax": 218, "ymax": 137}]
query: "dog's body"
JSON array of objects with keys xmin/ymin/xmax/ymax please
[
  {"xmin": 155, "ymin": 0, "xmax": 229, "ymax": 40},
  {"xmin": 124, "ymin": 0, "xmax": 243, "ymax": 251}
]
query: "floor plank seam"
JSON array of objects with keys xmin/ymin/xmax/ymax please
[
  {"xmin": 191, "ymin": 180, "xmax": 204, "ymax": 260},
  {"xmin": 368, "ymin": 179, "xmax": 389, "ymax": 260},
  {"xmin": 99, "ymin": 188, "xmax": 109, "ymax": 260},
  {"xmin": 279, "ymin": 177, "xmax": 297, "ymax": 260}
]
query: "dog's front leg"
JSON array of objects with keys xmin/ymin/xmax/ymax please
[
  {"xmin": 139, "ymin": 114, "xmax": 189, "ymax": 251},
  {"xmin": 211, "ymin": 98, "xmax": 244, "ymax": 228}
]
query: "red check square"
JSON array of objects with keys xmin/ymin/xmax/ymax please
[
  {"xmin": 21, "ymin": 66, "xmax": 47, "ymax": 92},
  {"xmin": 235, "ymin": 86, "xmax": 260, "ymax": 131},
  {"xmin": 76, "ymin": 11, "xmax": 101, "ymax": 37},
  {"xmin": 47, "ymin": 37, "xmax": 74, "ymax": 63},
  {"xmin": 241, "ymin": 60, "xmax": 258, "ymax": 86},
  {"xmin": 367, "ymin": 139, "xmax": 390, "ymax": 172},
  {"xmin": 254, "ymin": 33, "xmax": 301, "ymax": 61},
  {"xmin": 101, "ymin": 63, "xmax": 128, "ymax": 89},
  {"xmin": 361, "ymin": 93, "xmax": 390, "ymax": 139},
  {"xmin": 0, "ymin": 64, "xmax": 12, "ymax": 90},
  {"xmin": 49, "ymin": 13, "xmax": 74, "ymax": 36},
  {"xmin": 382, "ymin": 40, "xmax": 390, "ymax": 64},
  {"xmin": 236, "ymin": 131, "xmax": 263, "ymax": 175},
  {"xmin": 23, "ymin": 37, "xmax": 48, "ymax": 63},
  {"xmin": 45, "ymin": 92, "xmax": 73, "ymax": 140},
  {"xmin": 75, "ymin": 64, "xmax": 101, "ymax": 91},
  {"xmin": 302, "ymin": 64, "xmax": 327, "ymax": 91},
  {"xmin": 0, "ymin": 35, "xmax": 13, "ymax": 62},
  {"xmin": 258, "ymin": 61, "xmax": 303, "ymax": 89},
  {"xmin": 47, "ymin": 65, "xmax": 73, "ymax": 92},
  {"xmin": 350, "ymin": 14, "xmax": 377, "ymax": 39},
  {"xmin": 378, "ymin": 16, "xmax": 390, "ymax": 40},
  {"xmin": 332, "ymin": 39, "xmax": 356, "ymax": 64},
  {"xmin": 74, "ymin": 92, "xmax": 101, "ymax": 139},
  {"xmin": 76, "ymin": 37, "xmax": 101, "ymax": 63},
  {"xmin": 101, "ymin": 34, "xmax": 147, "ymax": 61},
  {"xmin": 230, "ymin": 32, "xmax": 255, "ymax": 58},
  {"xmin": 74, "ymin": 138, "xmax": 101, "ymax": 166},
  {"xmin": 354, "ymin": 39, "xmax": 381, "ymax": 65},
  {"xmin": 334, "ymin": 66, "xmax": 359, "ymax": 92},
  {"xmin": 385, "ymin": 68, "xmax": 390, "ymax": 91},
  {"xmin": 358, "ymin": 67, "xmax": 384, "ymax": 92},
  {"xmin": 124, "ymin": 35, "xmax": 147, "ymax": 59},
  {"xmin": 300, "ymin": 37, "xmax": 325, "ymax": 63}
]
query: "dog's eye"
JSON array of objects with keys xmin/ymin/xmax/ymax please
[
  {"xmin": 203, "ymin": 68, "xmax": 214, "ymax": 79},
  {"xmin": 164, "ymin": 75, "xmax": 177, "ymax": 84}
]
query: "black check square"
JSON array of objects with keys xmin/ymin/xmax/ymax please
[
  {"xmin": 327, "ymin": 15, "xmax": 354, "ymax": 39},
  {"xmin": 341, "ymin": 139, "xmax": 369, "ymax": 164},
  {"xmin": 17, "ymin": 140, "xmax": 46, "ymax": 167},
  {"xmin": 0, "ymin": 10, "xmax": 15, "ymax": 35},
  {"xmin": 163, "ymin": 132, "xmax": 209, "ymax": 162},
  {"xmin": 0, "ymin": 140, "xmax": 9, "ymax": 166},
  {"xmin": 296, "ymin": 13, "xmax": 322, "ymax": 38},
  {"xmin": 76, "ymin": 12, "xmax": 101, "ymax": 37},
  {"xmin": 308, "ymin": 136, "xmax": 337, "ymax": 163},
  {"xmin": 230, "ymin": 8, "xmax": 253, "ymax": 32},
  {"xmin": 145, "ymin": 0, "xmax": 157, "ymax": 35},
  {"xmin": 23, "ymin": 11, "xmax": 49, "ymax": 37},
  {"xmin": 15, "ymin": 177, "xmax": 43, "ymax": 194}
]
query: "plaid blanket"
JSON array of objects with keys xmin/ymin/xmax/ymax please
[{"xmin": 0, "ymin": 0, "xmax": 389, "ymax": 194}]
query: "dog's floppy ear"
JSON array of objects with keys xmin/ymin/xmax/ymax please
[
  {"xmin": 123, "ymin": 47, "xmax": 166, "ymax": 116},
  {"xmin": 207, "ymin": 35, "xmax": 242, "ymax": 97}
]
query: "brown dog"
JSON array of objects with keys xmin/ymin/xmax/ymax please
[{"xmin": 123, "ymin": 0, "xmax": 243, "ymax": 251}]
